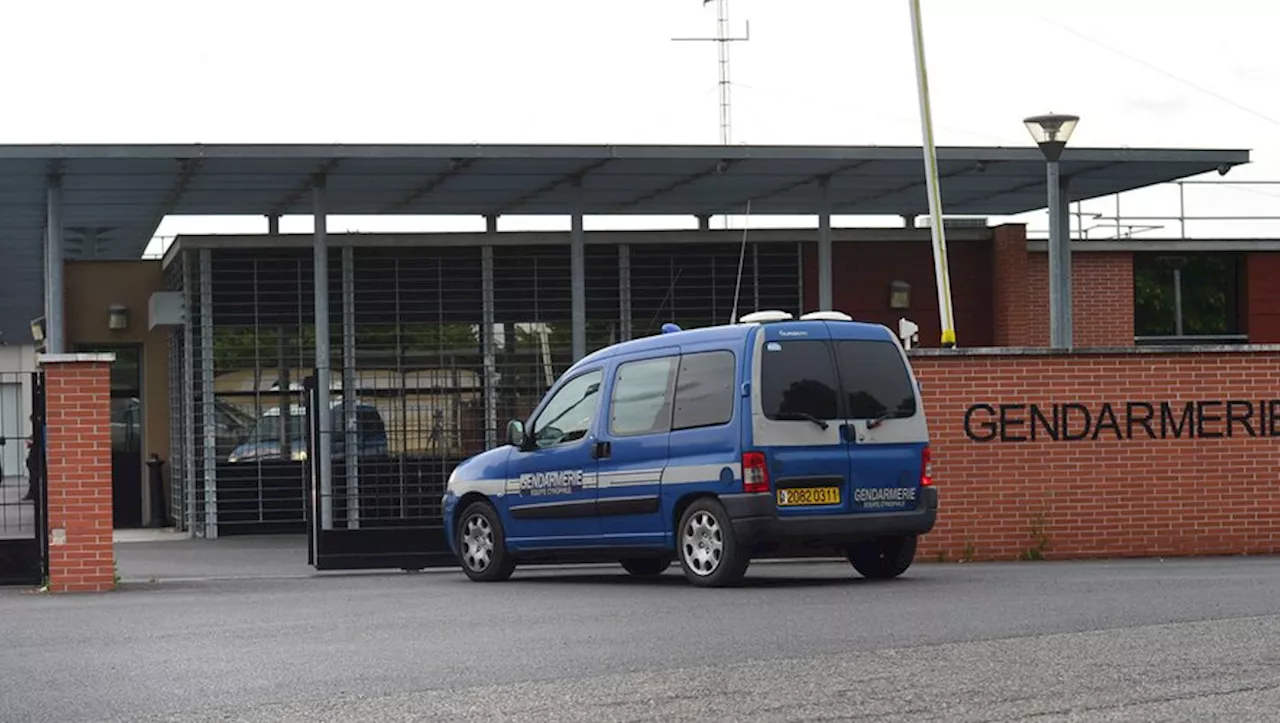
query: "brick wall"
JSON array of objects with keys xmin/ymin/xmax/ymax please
[
  {"xmin": 806, "ymin": 226, "xmax": 1139, "ymax": 350},
  {"xmin": 1025, "ymin": 251, "xmax": 1134, "ymax": 347},
  {"xmin": 40, "ymin": 354, "xmax": 116, "ymax": 593},
  {"xmin": 1247, "ymin": 253, "xmax": 1280, "ymax": 343},
  {"xmin": 909, "ymin": 348, "xmax": 1280, "ymax": 562},
  {"xmin": 804, "ymin": 237, "xmax": 996, "ymax": 347}
]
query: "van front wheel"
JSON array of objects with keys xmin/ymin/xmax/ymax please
[
  {"xmin": 677, "ymin": 498, "xmax": 749, "ymax": 587},
  {"xmin": 457, "ymin": 501, "xmax": 517, "ymax": 582},
  {"xmin": 847, "ymin": 535, "xmax": 917, "ymax": 579}
]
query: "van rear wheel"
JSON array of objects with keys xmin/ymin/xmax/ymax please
[
  {"xmin": 847, "ymin": 535, "xmax": 917, "ymax": 579},
  {"xmin": 677, "ymin": 498, "xmax": 749, "ymax": 587},
  {"xmin": 457, "ymin": 501, "xmax": 517, "ymax": 582}
]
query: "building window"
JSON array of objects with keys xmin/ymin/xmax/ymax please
[{"xmin": 1134, "ymin": 252, "xmax": 1244, "ymax": 344}]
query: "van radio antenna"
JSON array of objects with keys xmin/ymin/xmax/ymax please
[{"xmin": 729, "ymin": 199, "xmax": 753, "ymax": 324}]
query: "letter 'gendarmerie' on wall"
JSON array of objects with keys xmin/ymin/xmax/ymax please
[{"xmin": 963, "ymin": 401, "xmax": 1280, "ymax": 442}]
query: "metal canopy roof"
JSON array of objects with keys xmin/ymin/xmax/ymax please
[{"xmin": 0, "ymin": 143, "xmax": 1251, "ymax": 260}]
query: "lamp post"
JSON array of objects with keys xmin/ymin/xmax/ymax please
[{"xmin": 1024, "ymin": 113, "xmax": 1080, "ymax": 349}]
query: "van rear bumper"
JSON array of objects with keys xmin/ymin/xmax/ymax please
[{"xmin": 721, "ymin": 487, "xmax": 939, "ymax": 548}]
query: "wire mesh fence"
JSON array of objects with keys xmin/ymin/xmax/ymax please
[{"xmin": 167, "ymin": 237, "xmax": 803, "ymax": 537}]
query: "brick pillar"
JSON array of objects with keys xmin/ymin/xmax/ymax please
[
  {"xmin": 39, "ymin": 353, "xmax": 116, "ymax": 593},
  {"xmin": 990, "ymin": 224, "xmax": 1030, "ymax": 346}
]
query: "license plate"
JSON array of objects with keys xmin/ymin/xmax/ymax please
[{"xmin": 777, "ymin": 487, "xmax": 841, "ymax": 507}]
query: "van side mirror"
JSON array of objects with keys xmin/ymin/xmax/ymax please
[{"xmin": 507, "ymin": 420, "xmax": 527, "ymax": 448}]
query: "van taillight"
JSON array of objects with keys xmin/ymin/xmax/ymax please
[
  {"xmin": 921, "ymin": 446, "xmax": 934, "ymax": 487},
  {"xmin": 743, "ymin": 451, "xmax": 770, "ymax": 493}
]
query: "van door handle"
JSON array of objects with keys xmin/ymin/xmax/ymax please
[{"xmin": 592, "ymin": 441, "xmax": 612, "ymax": 459}]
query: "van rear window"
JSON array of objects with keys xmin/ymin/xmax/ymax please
[
  {"xmin": 759, "ymin": 340, "xmax": 840, "ymax": 421},
  {"xmin": 760, "ymin": 338, "xmax": 915, "ymax": 421},
  {"xmin": 833, "ymin": 340, "xmax": 917, "ymax": 419}
]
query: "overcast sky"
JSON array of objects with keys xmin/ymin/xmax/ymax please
[{"xmin": 2, "ymin": 0, "xmax": 1277, "ymax": 251}]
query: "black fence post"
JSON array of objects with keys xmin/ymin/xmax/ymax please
[{"xmin": 147, "ymin": 454, "xmax": 169, "ymax": 528}]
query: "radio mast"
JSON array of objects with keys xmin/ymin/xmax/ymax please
[{"xmin": 672, "ymin": 0, "xmax": 750, "ymax": 145}]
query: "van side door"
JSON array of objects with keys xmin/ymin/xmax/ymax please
[
  {"xmin": 501, "ymin": 367, "xmax": 605, "ymax": 550},
  {"xmin": 660, "ymin": 346, "xmax": 740, "ymax": 540},
  {"xmin": 594, "ymin": 350, "xmax": 678, "ymax": 548}
]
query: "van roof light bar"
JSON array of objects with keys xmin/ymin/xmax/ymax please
[
  {"xmin": 799, "ymin": 311, "xmax": 854, "ymax": 322},
  {"xmin": 738, "ymin": 310, "xmax": 795, "ymax": 324}
]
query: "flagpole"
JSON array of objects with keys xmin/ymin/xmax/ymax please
[{"xmin": 907, "ymin": 0, "xmax": 957, "ymax": 348}]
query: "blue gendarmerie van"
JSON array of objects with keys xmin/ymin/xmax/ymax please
[{"xmin": 442, "ymin": 310, "xmax": 938, "ymax": 587}]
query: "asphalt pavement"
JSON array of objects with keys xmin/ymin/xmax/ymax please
[{"xmin": 3, "ymin": 555, "xmax": 1279, "ymax": 722}]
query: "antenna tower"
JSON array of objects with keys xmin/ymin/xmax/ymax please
[{"xmin": 673, "ymin": 0, "xmax": 750, "ymax": 145}]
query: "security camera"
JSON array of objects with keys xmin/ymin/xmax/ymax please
[
  {"xmin": 898, "ymin": 317, "xmax": 920, "ymax": 350},
  {"xmin": 1218, "ymin": 163, "xmax": 1232, "ymax": 177}
]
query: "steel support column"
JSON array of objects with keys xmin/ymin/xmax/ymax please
[
  {"xmin": 313, "ymin": 180, "xmax": 334, "ymax": 530},
  {"xmin": 1047, "ymin": 164, "xmax": 1073, "ymax": 348},
  {"xmin": 619, "ymin": 244, "xmax": 633, "ymax": 341},
  {"xmin": 817, "ymin": 178, "xmax": 833, "ymax": 312},
  {"xmin": 45, "ymin": 177, "xmax": 65, "ymax": 354},
  {"xmin": 697, "ymin": 215, "xmax": 711, "ymax": 232},
  {"xmin": 570, "ymin": 193, "xmax": 586, "ymax": 361},
  {"xmin": 482, "ymin": 215, "xmax": 498, "ymax": 449},
  {"xmin": 341, "ymin": 245, "xmax": 358, "ymax": 529},
  {"xmin": 198, "ymin": 249, "xmax": 217, "ymax": 538},
  {"xmin": 181, "ymin": 255, "xmax": 197, "ymax": 535}
]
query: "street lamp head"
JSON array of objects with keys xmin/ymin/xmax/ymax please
[{"xmin": 1023, "ymin": 113, "xmax": 1079, "ymax": 162}]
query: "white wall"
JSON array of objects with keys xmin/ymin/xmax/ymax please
[
  {"xmin": 0, "ymin": 344, "xmax": 37, "ymax": 478},
  {"xmin": 0, "ymin": 344, "xmax": 37, "ymax": 373}
]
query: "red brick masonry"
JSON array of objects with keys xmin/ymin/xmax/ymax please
[
  {"xmin": 39, "ymin": 353, "xmax": 116, "ymax": 593},
  {"xmin": 908, "ymin": 346, "xmax": 1280, "ymax": 562}
]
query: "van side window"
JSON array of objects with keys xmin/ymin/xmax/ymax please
[
  {"xmin": 672, "ymin": 351, "xmax": 735, "ymax": 431},
  {"xmin": 609, "ymin": 357, "xmax": 677, "ymax": 437},
  {"xmin": 530, "ymin": 369, "xmax": 604, "ymax": 448},
  {"xmin": 833, "ymin": 340, "xmax": 918, "ymax": 419},
  {"xmin": 760, "ymin": 340, "xmax": 840, "ymax": 421}
]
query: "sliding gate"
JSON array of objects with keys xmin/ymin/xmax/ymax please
[
  {"xmin": 303, "ymin": 376, "xmax": 458, "ymax": 571},
  {"xmin": 0, "ymin": 372, "xmax": 47, "ymax": 586},
  {"xmin": 195, "ymin": 240, "xmax": 805, "ymax": 569}
]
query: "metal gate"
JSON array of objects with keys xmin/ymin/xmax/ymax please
[
  {"xmin": 0, "ymin": 372, "xmax": 46, "ymax": 586},
  {"xmin": 304, "ymin": 375, "xmax": 457, "ymax": 571},
  {"xmin": 168, "ymin": 239, "xmax": 802, "ymax": 554}
]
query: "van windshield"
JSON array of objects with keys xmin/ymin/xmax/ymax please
[
  {"xmin": 760, "ymin": 339, "xmax": 916, "ymax": 421},
  {"xmin": 245, "ymin": 413, "xmax": 305, "ymax": 444}
]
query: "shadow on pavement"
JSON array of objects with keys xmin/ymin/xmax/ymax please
[
  {"xmin": 502, "ymin": 565, "xmax": 931, "ymax": 589},
  {"xmin": 114, "ymin": 533, "xmax": 315, "ymax": 582}
]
